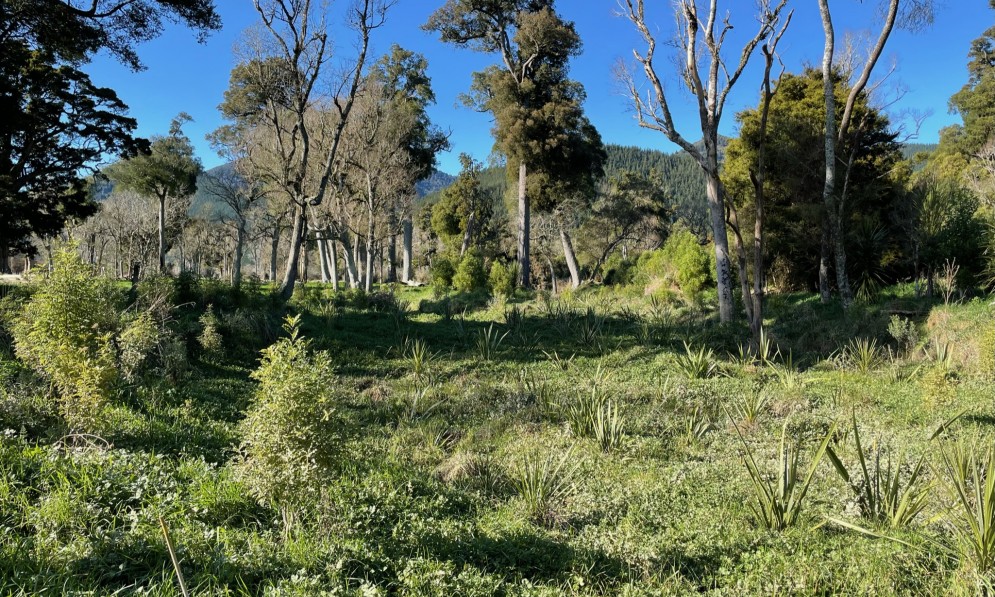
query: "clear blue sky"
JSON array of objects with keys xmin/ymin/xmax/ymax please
[{"xmin": 83, "ymin": 0, "xmax": 991, "ymax": 175}]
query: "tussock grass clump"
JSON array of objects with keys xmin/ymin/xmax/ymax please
[
  {"xmin": 514, "ymin": 449, "xmax": 577, "ymax": 525},
  {"xmin": 675, "ymin": 341, "xmax": 717, "ymax": 380},
  {"xmin": 826, "ymin": 412, "xmax": 932, "ymax": 529},
  {"xmin": 734, "ymin": 419, "xmax": 836, "ymax": 531}
]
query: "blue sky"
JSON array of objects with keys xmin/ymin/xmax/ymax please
[{"xmin": 83, "ymin": 0, "xmax": 990, "ymax": 175}]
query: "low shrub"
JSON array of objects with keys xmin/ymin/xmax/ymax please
[
  {"xmin": 432, "ymin": 258, "xmax": 456, "ymax": 291},
  {"xmin": 488, "ymin": 260, "xmax": 516, "ymax": 298},
  {"xmin": 453, "ymin": 252, "xmax": 487, "ymax": 294},
  {"xmin": 236, "ymin": 315, "xmax": 342, "ymax": 531}
]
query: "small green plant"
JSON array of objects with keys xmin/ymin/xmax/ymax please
[
  {"xmin": 675, "ymin": 342, "xmax": 717, "ymax": 380},
  {"xmin": 519, "ymin": 370, "xmax": 557, "ymax": 417},
  {"xmin": 198, "ymin": 305, "xmax": 223, "ymax": 356},
  {"xmin": 476, "ymin": 323, "xmax": 509, "ymax": 361},
  {"xmin": 936, "ymin": 441, "xmax": 995, "ymax": 575},
  {"xmin": 514, "ymin": 449, "xmax": 577, "ymax": 525},
  {"xmin": 825, "ymin": 412, "xmax": 931, "ymax": 529},
  {"xmin": 925, "ymin": 339, "xmax": 955, "ymax": 370},
  {"xmin": 236, "ymin": 314, "xmax": 340, "ymax": 533},
  {"xmin": 504, "ymin": 305, "xmax": 524, "ymax": 334},
  {"xmin": 543, "ymin": 350, "xmax": 575, "ymax": 371},
  {"xmin": 12, "ymin": 246, "xmax": 122, "ymax": 432},
  {"xmin": 593, "ymin": 399, "xmax": 625, "ymax": 453},
  {"xmin": 756, "ymin": 327, "xmax": 781, "ymax": 367},
  {"xmin": 887, "ymin": 315, "xmax": 919, "ymax": 354},
  {"xmin": 577, "ymin": 307, "xmax": 605, "ymax": 348},
  {"xmin": 400, "ymin": 384, "xmax": 446, "ymax": 423},
  {"xmin": 842, "ymin": 338, "xmax": 880, "ymax": 373},
  {"xmin": 404, "ymin": 338, "xmax": 434, "ymax": 385},
  {"xmin": 734, "ymin": 419, "xmax": 837, "ymax": 531},
  {"xmin": 565, "ymin": 386, "xmax": 605, "ymax": 438},
  {"xmin": 733, "ymin": 387, "xmax": 769, "ymax": 428},
  {"xmin": 432, "ymin": 258, "xmax": 456, "ymax": 290},
  {"xmin": 683, "ymin": 407, "xmax": 715, "ymax": 445}
]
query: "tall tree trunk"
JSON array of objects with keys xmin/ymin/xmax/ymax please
[
  {"xmin": 705, "ymin": 169, "xmax": 735, "ymax": 323},
  {"xmin": 517, "ymin": 162, "xmax": 531, "ymax": 289},
  {"xmin": 402, "ymin": 217, "xmax": 413, "ymax": 283},
  {"xmin": 460, "ymin": 211, "xmax": 475, "ymax": 258},
  {"xmin": 0, "ymin": 244, "xmax": 9, "ymax": 274},
  {"xmin": 340, "ymin": 232, "xmax": 359, "ymax": 289},
  {"xmin": 560, "ymin": 225, "xmax": 581, "ymax": 289},
  {"xmin": 328, "ymin": 238, "xmax": 339, "ymax": 292},
  {"xmin": 819, "ymin": 227, "xmax": 832, "ymax": 302},
  {"xmin": 301, "ymin": 236, "xmax": 310, "ymax": 284},
  {"xmin": 269, "ymin": 226, "xmax": 280, "ymax": 283},
  {"xmin": 233, "ymin": 225, "xmax": 245, "ymax": 289},
  {"xmin": 157, "ymin": 194, "xmax": 167, "ymax": 274},
  {"xmin": 387, "ymin": 234, "xmax": 397, "ymax": 283},
  {"xmin": 546, "ymin": 255, "xmax": 557, "ymax": 294},
  {"xmin": 317, "ymin": 233, "xmax": 330, "ymax": 284},
  {"xmin": 278, "ymin": 204, "xmax": 306, "ymax": 299},
  {"xmin": 365, "ymin": 237, "xmax": 374, "ymax": 292}
]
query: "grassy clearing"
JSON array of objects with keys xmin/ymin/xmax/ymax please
[{"xmin": 1, "ymin": 281, "xmax": 994, "ymax": 594}]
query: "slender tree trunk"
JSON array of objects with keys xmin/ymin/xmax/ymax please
[
  {"xmin": 517, "ymin": 162, "xmax": 531, "ymax": 289},
  {"xmin": 328, "ymin": 238, "xmax": 339, "ymax": 292},
  {"xmin": 818, "ymin": 0, "xmax": 867, "ymax": 307},
  {"xmin": 278, "ymin": 204, "xmax": 306, "ymax": 299},
  {"xmin": 0, "ymin": 244, "xmax": 9, "ymax": 274},
  {"xmin": 340, "ymin": 232, "xmax": 359, "ymax": 289},
  {"xmin": 460, "ymin": 211, "xmax": 475, "ymax": 258},
  {"xmin": 270, "ymin": 226, "xmax": 280, "ymax": 283},
  {"xmin": 158, "ymin": 194, "xmax": 167, "ymax": 274},
  {"xmin": 560, "ymin": 225, "xmax": 581, "ymax": 289},
  {"xmin": 402, "ymin": 217, "xmax": 413, "ymax": 283},
  {"xmin": 705, "ymin": 169, "xmax": 735, "ymax": 323},
  {"xmin": 387, "ymin": 234, "xmax": 397, "ymax": 283},
  {"xmin": 819, "ymin": 227, "xmax": 832, "ymax": 302},
  {"xmin": 546, "ymin": 255, "xmax": 557, "ymax": 294},
  {"xmin": 365, "ymin": 237, "xmax": 374, "ymax": 292},
  {"xmin": 727, "ymin": 204, "xmax": 754, "ymax": 325},
  {"xmin": 364, "ymin": 208, "xmax": 376, "ymax": 292},
  {"xmin": 302, "ymin": 236, "xmax": 310, "ymax": 284},
  {"xmin": 317, "ymin": 233, "xmax": 330, "ymax": 284},
  {"xmin": 233, "ymin": 225, "xmax": 245, "ymax": 289}
]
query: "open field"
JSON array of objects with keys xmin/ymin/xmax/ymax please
[{"xmin": 1, "ymin": 280, "xmax": 994, "ymax": 595}]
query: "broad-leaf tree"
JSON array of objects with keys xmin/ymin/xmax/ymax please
[
  {"xmin": 106, "ymin": 114, "xmax": 202, "ymax": 273},
  {"xmin": 0, "ymin": 0, "xmax": 219, "ymax": 270}
]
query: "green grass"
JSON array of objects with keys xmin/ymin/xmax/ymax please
[{"xmin": 0, "ymin": 281, "xmax": 993, "ymax": 593}]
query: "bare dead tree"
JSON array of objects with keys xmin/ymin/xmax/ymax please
[
  {"xmin": 243, "ymin": 0, "xmax": 393, "ymax": 299},
  {"xmin": 726, "ymin": 10, "xmax": 791, "ymax": 347},
  {"xmin": 619, "ymin": 0, "xmax": 788, "ymax": 323}
]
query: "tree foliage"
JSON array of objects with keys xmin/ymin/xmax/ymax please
[{"xmin": 724, "ymin": 69, "xmax": 901, "ymax": 291}]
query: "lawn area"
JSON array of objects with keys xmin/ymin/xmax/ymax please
[{"xmin": 1, "ymin": 280, "xmax": 993, "ymax": 595}]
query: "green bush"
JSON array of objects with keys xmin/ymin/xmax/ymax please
[
  {"xmin": 662, "ymin": 228, "xmax": 713, "ymax": 299},
  {"xmin": 236, "ymin": 315, "xmax": 341, "ymax": 530},
  {"xmin": 488, "ymin": 260, "xmax": 515, "ymax": 297},
  {"xmin": 199, "ymin": 305, "xmax": 223, "ymax": 357},
  {"xmin": 432, "ymin": 258, "xmax": 455, "ymax": 290},
  {"xmin": 12, "ymin": 247, "xmax": 123, "ymax": 432},
  {"xmin": 117, "ymin": 312, "xmax": 160, "ymax": 382},
  {"xmin": 453, "ymin": 252, "xmax": 487, "ymax": 294},
  {"xmin": 634, "ymin": 228, "xmax": 713, "ymax": 300}
]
